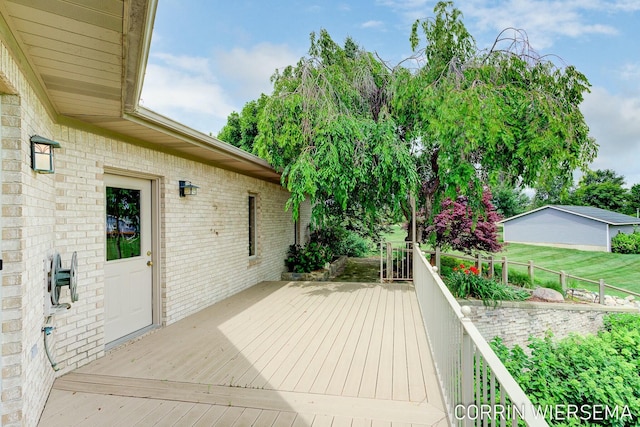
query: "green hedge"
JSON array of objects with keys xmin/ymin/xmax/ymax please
[
  {"xmin": 611, "ymin": 231, "xmax": 640, "ymax": 254},
  {"xmin": 492, "ymin": 313, "xmax": 640, "ymax": 426}
]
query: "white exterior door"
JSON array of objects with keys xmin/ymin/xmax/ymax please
[{"xmin": 104, "ymin": 174, "xmax": 153, "ymax": 343}]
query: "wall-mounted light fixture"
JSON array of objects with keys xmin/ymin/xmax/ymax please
[
  {"xmin": 31, "ymin": 135, "xmax": 61, "ymax": 173},
  {"xmin": 179, "ymin": 180, "xmax": 199, "ymax": 197}
]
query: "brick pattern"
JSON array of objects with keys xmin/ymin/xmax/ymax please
[
  {"xmin": 0, "ymin": 40, "xmax": 311, "ymax": 426},
  {"xmin": 463, "ymin": 300, "xmax": 634, "ymax": 349}
]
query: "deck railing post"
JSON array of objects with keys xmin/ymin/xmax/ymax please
[
  {"xmin": 461, "ymin": 316, "xmax": 474, "ymax": 427},
  {"xmin": 380, "ymin": 242, "xmax": 383, "ymax": 283},
  {"xmin": 386, "ymin": 242, "xmax": 393, "ymax": 282},
  {"xmin": 502, "ymin": 256, "xmax": 508, "ymax": 285},
  {"xmin": 599, "ymin": 279, "xmax": 606, "ymax": 305},
  {"xmin": 435, "ymin": 246, "xmax": 441, "ymax": 272}
]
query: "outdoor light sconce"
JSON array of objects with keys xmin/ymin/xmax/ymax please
[
  {"xmin": 179, "ymin": 180, "xmax": 199, "ymax": 197},
  {"xmin": 31, "ymin": 135, "xmax": 61, "ymax": 173}
]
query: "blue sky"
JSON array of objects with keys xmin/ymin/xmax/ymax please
[{"xmin": 140, "ymin": 0, "xmax": 640, "ymax": 186}]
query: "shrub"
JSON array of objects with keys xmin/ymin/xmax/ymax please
[
  {"xmin": 446, "ymin": 264, "xmax": 530, "ymax": 306},
  {"xmin": 439, "ymin": 256, "xmax": 461, "ymax": 277},
  {"xmin": 425, "ymin": 190, "xmax": 503, "ymax": 254},
  {"xmin": 611, "ymin": 231, "xmax": 640, "ymax": 254},
  {"xmin": 505, "ymin": 269, "xmax": 533, "ymax": 287},
  {"xmin": 285, "ymin": 242, "xmax": 332, "ymax": 273},
  {"xmin": 492, "ymin": 313, "xmax": 640, "ymax": 426},
  {"xmin": 311, "ymin": 227, "xmax": 372, "ymax": 257}
]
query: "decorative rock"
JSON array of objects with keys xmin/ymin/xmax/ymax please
[{"xmin": 532, "ymin": 287, "xmax": 565, "ymax": 302}]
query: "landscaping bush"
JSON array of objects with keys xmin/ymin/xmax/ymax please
[
  {"xmin": 445, "ymin": 263, "xmax": 530, "ymax": 306},
  {"xmin": 504, "ymin": 268, "xmax": 533, "ymax": 287},
  {"xmin": 493, "ymin": 265, "xmax": 563, "ymax": 292},
  {"xmin": 611, "ymin": 231, "xmax": 640, "ymax": 254},
  {"xmin": 311, "ymin": 227, "xmax": 372, "ymax": 257},
  {"xmin": 285, "ymin": 242, "xmax": 332, "ymax": 273},
  {"xmin": 492, "ymin": 313, "xmax": 640, "ymax": 426},
  {"xmin": 439, "ymin": 255, "xmax": 461, "ymax": 277}
]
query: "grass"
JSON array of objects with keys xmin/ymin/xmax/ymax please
[
  {"xmin": 498, "ymin": 243, "xmax": 640, "ymax": 295},
  {"xmin": 107, "ymin": 236, "xmax": 140, "ymax": 261},
  {"xmin": 379, "ymin": 224, "xmax": 408, "ymax": 243},
  {"xmin": 367, "ymin": 224, "xmax": 410, "ymax": 256}
]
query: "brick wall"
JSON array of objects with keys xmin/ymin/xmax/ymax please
[
  {"xmin": 0, "ymin": 39, "xmax": 311, "ymax": 426},
  {"xmin": 462, "ymin": 300, "xmax": 637, "ymax": 349}
]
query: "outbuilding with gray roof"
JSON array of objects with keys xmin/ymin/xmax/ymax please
[{"xmin": 500, "ymin": 205, "xmax": 640, "ymax": 252}]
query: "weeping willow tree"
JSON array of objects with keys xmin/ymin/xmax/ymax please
[
  {"xmin": 253, "ymin": 1, "xmax": 597, "ymax": 242},
  {"xmin": 255, "ymin": 30, "xmax": 417, "ymax": 236}
]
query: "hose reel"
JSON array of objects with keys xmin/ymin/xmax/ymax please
[{"xmin": 50, "ymin": 252, "xmax": 78, "ymax": 305}]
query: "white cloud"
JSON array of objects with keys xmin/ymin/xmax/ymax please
[
  {"xmin": 375, "ymin": 0, "xmax": 431, "ymax": 22},
  {"xmin": 140, "ymin": 44, "xmax": 300, "ymax": 135},
  {"xmin": 462, "ymin": 1, "xmax": 618, "ymax": 50},
  {"xmin": 361, "ymin": 20, "xmax": 385, "ymax": 29},
  {"xmin": 140, "ymin": 55, "xmax": 235, "ymax": 134},
  {"xmin": 619, "ymin": 62, "xmax": 640, "ymax": 81},
  {"xmin": 377, "ymin": 1, "xmax": 624, "ymax": 50},
  {"xmin": 609, "ymin": 0, "xmax": 640, "ymax": 11},
  {"xmin": 214, "ymin": 42, "xmax": 300, "ymax": 100},
  {"xmin": 581, "ymin": 87, "xmax": 640, "ymax": 186}
]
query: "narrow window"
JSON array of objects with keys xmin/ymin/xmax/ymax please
[{"xmin": 248, "ymin": 195, "xmax": 256, "ymax": 256}]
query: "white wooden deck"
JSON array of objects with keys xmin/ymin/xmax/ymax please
[{"xmin": 39, "ymin": 281, "xmax": 447, "ymax": 426}]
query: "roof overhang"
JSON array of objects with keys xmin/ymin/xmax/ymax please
[
  {"xmin": 500, "ymin": 205, "xmax": 640, "ymax": 226},
  {"xmin": 0, "ymin": 0, "xmax": 281, "ymax": 184}
]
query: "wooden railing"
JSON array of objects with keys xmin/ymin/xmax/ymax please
[
  {"xmin": 426, "ymin": 247, "xmax": 640, "ymax": 304},
  {"xmin": 413, "ymin": 246, "xmax": 549, "ymax": 427},
  {"xmin": 379, "ymin": 241, "xmax": 413, "ymax": 282}
]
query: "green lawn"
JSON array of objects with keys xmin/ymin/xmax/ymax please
[
  {"xmin": 499, "ymin": 243, "xmax": 640, "ymax": 295},
  {"xmin": 379, "ymin": 223, "xmax": 408, "ymax": 242},
  {"xmin": 378, "ymin": 224, "xmax": 640, "ymax": 295},
  {"xmin": 107, "ymin": 236, "xmax": 140, "ymax": 261}
]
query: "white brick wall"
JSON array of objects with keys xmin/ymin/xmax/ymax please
[{"xmin": 0, "ymin": 39, "xmax": 311, "ymax": 426}]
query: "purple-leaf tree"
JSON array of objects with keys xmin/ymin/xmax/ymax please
[{"xmin": 426, "ymin": 190, "xmax": 503, "ymax": 254}]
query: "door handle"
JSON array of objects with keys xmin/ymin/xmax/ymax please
[{"xmin": 147, "ymin": 261, "xmax": 153, "ymax": 267}]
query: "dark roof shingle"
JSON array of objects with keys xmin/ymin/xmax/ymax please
[{"xmin": 548, "ymin": 205, "xmax": 640, "ymax": 225}]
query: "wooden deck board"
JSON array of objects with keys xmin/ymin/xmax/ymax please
[
  {"xmin": 358, "ymin": 283, "xmax": 388, "ymax": 399},
  {"xmin": 324, "ymin": 284, "xmax": 376, "ymax": 396},
  {"xmin": 341, "ymin": 285, "xmax": 382, "ymax": 397},
  {"xmin": 38, "ymin": 281, "xmax": 447, "ymax": 427},
  {"xmin": 274, "ymin": 287, "xmax": 354, "ymax": 391},
  {"xmin": 292, "ymin": 286, "xmax": 361, "ymax": 392},
  {"xmin": 229, "ymin": 285, "xmax": 334, "ymax": 388},
  {"xmin": 202, "ymin": 285, "xmax": 315, "ymax": 385},
  {"xmin": 403, "ymin": 288, "xmax": 427, "ymax": 403},
  {"xmin": 192, "ymin": 405, "xmax": 227, "ymax": 427},
  {"xmin": 375, "ymin": 284, "xmax": 396, "ymax": 400},
  {"xmin": 392, "ymin": 286, "xmax": 410, "ymax": 401},
  {"xmin": 309, "ymin": 284, "xmax": 370, "ymax": 395},
  {"xmin": 168, "ymin": 403, "xmax": 211, "ymax": 427}
]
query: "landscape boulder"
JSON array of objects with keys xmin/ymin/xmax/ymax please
[{"xmin": 532, "ymin": 287, "xmax": 564, "ymax": 303}]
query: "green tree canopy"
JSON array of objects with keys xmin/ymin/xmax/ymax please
[
  {"xmin": 217, "ymin": 94, "xmax": 268, "ymax": 153},
  {"xmin": 255, "ymin": 29, "xmax": 417, "ymax": 232},
  {"xmin": 490, "ymin": 183, "xmax": 530, "ymax": 219},
  {"xmin": 243, "ymin": 1, "xmax": 597, "ymax": 239},
  {"xmin": 572, "ymin": 169, "xmax": 628, "ymax": 213},
  {"xmin": 627, "ymin": 183, "xmax": 640, "ymax": 217}
]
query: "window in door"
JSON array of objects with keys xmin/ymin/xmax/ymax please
[{"xmin": 106, "ymin": 187, "xmax": 141, "ymax": 261}]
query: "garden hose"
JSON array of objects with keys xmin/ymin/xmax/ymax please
[{"xmin": 42, "ymin": 316, "xmax": 60, "ymax": 371}]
